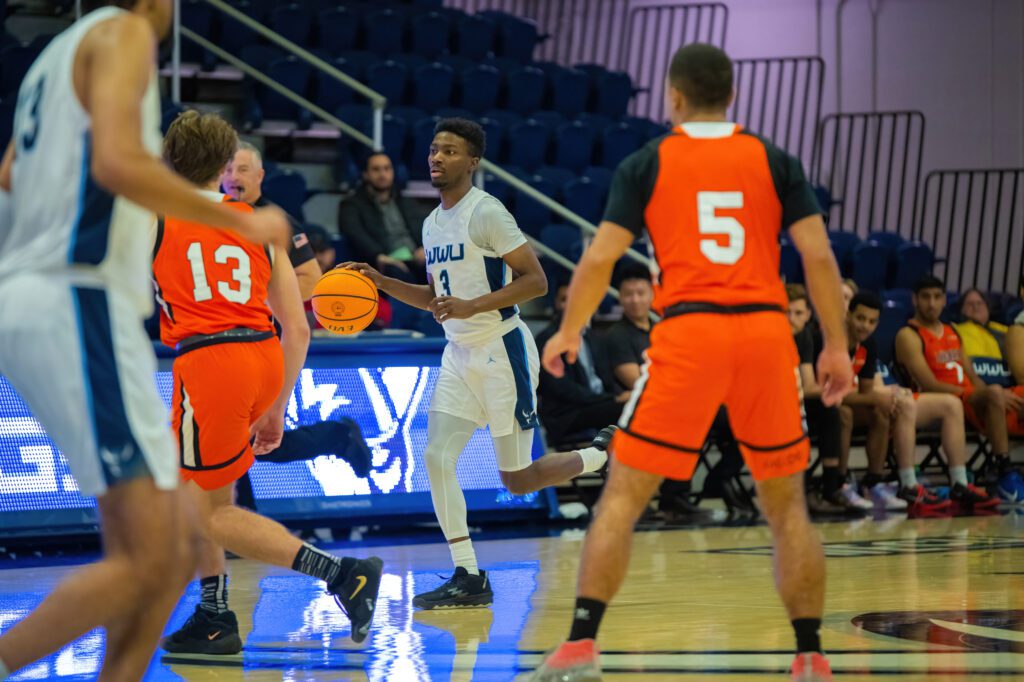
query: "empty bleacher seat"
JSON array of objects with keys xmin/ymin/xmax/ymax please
[
  {"xmin": 337, "ymin": 50, "xmax": 377, "ymax": 81},
  {"xmin": 514, "ymin": 175, "xmax": 557, "ymax": 236},
  {"xmin": 780, "ymin": 241, "xmax": 803, "ymax": 283},
  {"xmin": 388, "ymin": 53, "xmax": 428, "ymax": 74},
  {"xmin": 581, "ymin": 166, "xmax": 613, "ymax": 193},
  {"xmin": 270, "ymin": 3, "xmax": 312, "ymax": 46},
  {"xmin": 876, "ymin": 300, "xmax": 912, "ymax": 364},
  {"xmin": 434, "ymin": 106, "xmax": 473, "ymax": 120},
  {"xmin": 483, "ymin": 109, "xmax": 522, "ymax": 134},
  {"xmin": 454, "ymin": 14, "xmax": 496, "ymax": 60},
  {"xmin": 554, "ymin": 120, "xmax": 596, "ymax": 173},
  {"xmin": 410, "ymin": 115, "xmax": 441, "ymax": 179},
  {"xmin": 534, "ymin": 166, "xmax": 576, "ymax": 198},
  {"xmin": 481, "ymin": 10, "xmax": 542, "ymax": 64},
  {"xmin": 893, "ymin": 242, "xmax": 934, "ymax": 289},
  {"xmin": 481, "ymin": 171, "xmax": 514, "ymax": 207},
  {"xmin": 335, "ymin": 103, "xmax": 372, "ymax": 132},
  {"xmin": 386, "ymin": 105, "xmax": 428, "ymax": 128},
  {"xmin": 365, "ymin": 8, "xmax": 406, "ymax": 55},
  {"xmin": 540, "ymin": 224, "xmax": 583, "ymax": 262},
  {"xmin": 437, "ymin": 54, "xmax": 475, "ymax": 76},
  {"xmin": 313, "ymin": 57, "xmax": 357, "ymax": 112},
  {"xmin": 262, "ymin": 171, "xmax": 307, "ymax": 221},
  {"xmin": 551, "ymin": 68, "xmax": 588, "ymax": 118},
  {"xmin": 180, "ymin": 0, "xmax": 216, "ymax": 70},
  {"xmin": 827, "ymin": 230, "xmax": 860, "ymax": 276},
  {"xmin": 563, "ymin": 177, "xmax": 605, "ymax": 225},
  {"xmin": 478, "ymin": 116, "xmax": 505, "ymax": 162},
  {"xmin": 867, "ymin": 230, "xmax": 905, "ymax": 257},
  {"xmin": 265, "ymin": 56, "xmax": 312, "ymax": 127},
  {"xmin": 595, "ymin": 70, "xmax": 633, "ymax": 119},
  {"xmin": 578, "ymin": 112, "xmax": 614, "ymax": 133},
  {"xmin": 412, "ymin": 62, "xmax": 455, "ymax": 112},
  {"xmin": 506, "ymin": 119, "xmax": 549, "ymax": 172},
  {"xmin": 601, "ymin": 122, "xmax": 641, "ymax": 169},
  {"xmin": 882, "ymin": 288, "xmax": 913, "ymax": 311},
  {"xmin": 220, "ymin": 0, "xmax": 260, "ymax": 57},
  {"xmin": 459, "ymin": 64, "xmax": 501, "ymax": 115},
  {"xmin": 504, "ymin": 66, "xmax": 545, "ymax": 115},
  {"xmin": 411, "ymin": 11, "xmax": 449, "ymax": 59},
  {"xmin": 316, "ymin": 6, "xmax": 359, "ymax": 54},
  {"xmin": 366, "ymin": 60, "xmax": 408, "ymax": 105},
  {"xmin": 851, "ymin": 241, "xmax": 888, "ymax": 292}
]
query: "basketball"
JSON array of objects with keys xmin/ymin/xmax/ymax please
[{"xmin": 310, "ymin": 269, "xmax": 379, "ymax": 335}]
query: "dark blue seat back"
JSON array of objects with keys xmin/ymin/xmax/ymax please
[
  {"xmin": 827, "ymin": 230, "xmax": 861, "ymax": 276},
  {"xmin": 893, "ymin": 241, "xmax": 934, "ymax": 289},
  {"xmin": 262, "ymin": 56, "xmax": 311, "ymax": 121},
  {"xmin": 412, "ymin": 63, "xmax": 455, "ymax": 112},
  {"xmin": 551, "ymin": 68, "xmax": 588, "ymax": 118},
  {"xmin": 780, "ymin": 242, "xmax": 803, "ymax": 283},
  {"xmin": 596, "ymin": 71, "xmax": 632, "ymax": 119},
  {"xmin": 852, "ymin": 241, "xmax": 888, "ymax": 292},
  {"xmin": 455, "ymin": 14, "xmax": 496, "ymax": 60},
  {"xmin": 876, "ymin": 301, "xmax": 912, "ymax": 365},
  {"xmin": 563, "ymin": 177, "xmax": 605, "ymax": 225},
  {"xmin": 410, "ymin": 115, "xmax": 441, "ymax": 179},
  {"xmin": 601, "ymin": 122, "xmax": 640, "ymax": 169},
  {"xmin": 582, "ymin": 166, "xmax": 614, "ymax": 194},
  {"xmin": 459, "ymin": 65, "xmax": 501, "ymax": 115},
  {"xmin": 507, "ymin": 119, "xmax": 549, "ymax": 172},
  {"xmin": 366, "ymin": 60, "xmax": 409, "ymax": 105},
  {"xmin": 316, "ymin": 6, "xmax": 359, "ymax": 54},
  {"xmin": 504, "ymin": 67, "xmax": 545, "ymax": 115},
  {"xmin": 270, "ymin": 3, "xmax": 312, "ymax": 46},
  {"xmin": 540, "ymin": 224, "xmax": 583, "ymax": 262},
  {"xmin": 411, "ymin": 11, "xmax": 450, "ymax": 59},
  {"xmin": 262, "ymin": 171, "xmax": 307, "ymax": 222},
  {"xmin": 554, "ymin": 120, "xmax": 595, "ymax": 173},
  {"xmin": 365, "ymin": 8, "xmax": 406, "ymax": 55},
  {"xmin": 514, "ymin": 175, "xmax": 557, "ymax": 236}
]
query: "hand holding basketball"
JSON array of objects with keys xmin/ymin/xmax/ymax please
[
  {"xmin": 311, "ymin": 268, "xmax": 379, "ymax": 335},
  {"xmin": 337, "ymin": 261, "xmax": 385, "ymax": 288}
]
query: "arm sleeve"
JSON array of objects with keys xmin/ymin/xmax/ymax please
[
  {"xmin": 602, "ymin": 144, "xmax": 660, "ymax": 236},
  {"xmin": 468, "ymin": 198, "xmax": 527, "ymax": 256},
  {"xmin": 288, "ymin": 231, "xmax": 316, "ymax": 268},
  {"xmin": 759, "ymin": 137, "xmax": 822, "ymax": 230}
]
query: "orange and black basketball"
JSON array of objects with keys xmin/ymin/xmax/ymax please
[{"xmin": 310, "ymin": 269, "xmax": 378, "ymax": 335}]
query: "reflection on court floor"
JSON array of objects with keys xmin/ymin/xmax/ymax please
[{"xmin": 1, "ymin": 512, "xmax": 1022, "ymax": 681}]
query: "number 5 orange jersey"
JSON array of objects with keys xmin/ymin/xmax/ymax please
[{"xmin": 152, "ymin": 191, "xmax": 275, "ymax": 349}]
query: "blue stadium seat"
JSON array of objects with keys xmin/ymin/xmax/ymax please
[
  {"xmin": 412, "ymin": 63, "xmax": 455, "ymax": 112},
  {"xmin": 595, "ymin": 71, "xmax": 633, "ymax": 119},
  {"xmin": 483, "ymin": 109, "xmax": 523, "ymax": 134},
  {"xmin": 365, "ymin": 8, "xmax": 406, "ymax": 55},
  {"xmin": 246, "ymin": 0, "xmax": 277, "ymax": 23},
  {"xmin": 0, "ymin": 44, "xmax": 39, "ymax": 97},
  {"xmin": 892, "ymin": 242, "xmax": 934, "ymax": 290},
  {"xmin": 388, "ymin": 53, "xmax": 428, "ymax": 74},
  {"xmin": 481, "ymin": 10, "xmax": 542, "ymax": 64},
  {"xmin": 514, "ymin": 176, "xmax": 557, "ymax": 237},
  {"xmin": 851, "ymin": 241, "xmax": 888, "ymax": 292},
  {"xmin": 528, "ymin": 110, "xmax": 565, "ymax": 137},
  {"xmin": 780, "ymin": 242, "xmax": 803, "ymax": 283},
  {"xmin": 316, "ymin": 6, "xmax": 359, "ymax": 54},
  {"xmin": 622, "ymin": 115, "xmax": 654, "ymax": 141},
  {"xmin": 386, "ymin": 105, "xmax": 428, "ymax": 128},
  {"xmin": 239, "ymin": 44, "xmax": 285, "ymax": 74},
  {"xmin": 540, "ymin": 224, "xmax": 583, "ymax": 262},
  {"xmin": 312, "ymin": 56, "xmax": 360, "ymax": 111},
  {"xmin": 478, "ymin": 117, "xmax": 505, "ymax": 162},
  {"xmin": 582, "ymin": 166, "xmax": 613, "ymax": 193},
  {"xmin": 366, "ymin": 60, "xmax": 408, "ymax": 106},
  {"xmin": 262, "ymin": 171, "xmax": 307, "ymax": 222},
  {"xmin": 459, "ymin": 65, "xmax": 501, "ymax": 115},
  {"xmin": 481, "ymin": 171, "xmax": 514, "ymax": 207},
  {"xmin": 554, "ymin": 120, "xmax": 596, "ymax": 173},
  {"xmin": 601, "ymin": 122, "xmax": 641, "ymax": 169},
  {"xmin": 410, "ymin": 115, "xmax": 441, "ymax": 179},
  {"xmin": 504, "ymin": 67, "xmax": 545, "ymax": 115},
  {"xmin": 876, "ymin": 301, "xmax": 912, "ymax": 365},
  {"xmin": 827, "ymin": 230, "xmax": 861, "ymax": 276},
  {"xmin": 411, "ymin": 11, "xmax": 450, "ymax": 59},
  {"xmin": 180, "ymin": 0, "xmax": 216, "ymax": 70},
  {"xmin": 368, "ymin": 113, "xmax": 409, "ymax": 161},
  {"xmin": 219, "ymin": 0, "xmax": 260, "ymax": 57},
  {"xmin": 434, "ymin": 106, "xmax": 473, "ymax": 120},
  {"xmin": 437, "ymin": 54, "xmax": 475, "ymax": 76},
  {"xmin": 0, "ymin": 97, "xmax": 15, "ymax": 150},
  {"xmin": 335, "ymin": 103, "xmax": 372, "ymax": 132},
  {"xmin": 506, "ymin": 119, "xmax": 549, "ymax": 172},
  {"xmin": 578, "ymin": 112, "xmax": 614, "ymax": 134},
  {"xmin": 534, "ymin": 166, "xmax": 576, "ymax": 198},
  {"xmin": 270, "ymin": 3, "xmax": 312, "ymax": 46},
  {"xmin": 454, "ymin": 14, "xmax": 496, "ymax": 60},
  {"xmin": 551, "ymin": 68, "xmax": 588, "ymax": 118},
  {"xmin": 867, "ymin": 230, "xmax": 905, "ymax": 258},
  {"xmin": 882, "ymin": 288, "xmax": 914, "ymax": 311},
  {"xmin": 563, "ymin": 177, "xmax": 605, "ymax": 225},
  {"xmin": 337, "ymin": 50, "xmax": 377, "ymax": 81},
  {"xmin": 266, "ymin": 57, "xmax": 313, "ymax": 128}
]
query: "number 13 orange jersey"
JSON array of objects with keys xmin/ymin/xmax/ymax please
[
  {"xmin": 602, "ymin": 123, "xmax": 821, "ymax": 312},
  {"xmin": 152, "ymin": 192, "xmax": 274, "ymax": 348}
]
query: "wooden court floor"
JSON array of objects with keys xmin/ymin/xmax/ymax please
[{"xmin": 1, "ymin": 511, "xmax": 1021, "ymax": 681}]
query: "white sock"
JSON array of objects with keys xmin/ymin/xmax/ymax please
[
  {"xmin": 949, "ymin": 465, "xmax": 969, "ymax": 487},
  {"xmin": 898, "ymin": 467, "xmax": 918, "ymax": 488},
  {"xmin": 576, "ymin": 446, "xmax": 608, "ymax": 473},
  {"xmin": 450, "ymin": 538, "xmax": 479, "ymax": 575}
]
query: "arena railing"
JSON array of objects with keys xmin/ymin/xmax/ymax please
[{"xmin": 172, "ymin": 4, "xmax": 654, "ymax": 304}]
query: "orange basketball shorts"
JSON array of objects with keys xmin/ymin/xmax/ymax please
[
  {"xmin": 171, "ymin": 338, "xmax": 284, "ymax": 490},
  {"xmin": 962, "ymin": 385, "xmax": 1024, "ymax": 436},
  {"xmin": 613, "ymin": 311, "xmax": 809, "ymax": 482}
]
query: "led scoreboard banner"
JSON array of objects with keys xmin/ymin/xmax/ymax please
[{"xmin": 0, "ymin": 337, "xmax": 553, "ymax": 536}]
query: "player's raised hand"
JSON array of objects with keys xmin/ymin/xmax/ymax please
[
  {"xmin": 816, "ymin": 345, "xmax": 854, "ymax": 407},
  {"xmin": 429, "ymin": 296, "xmax": 477, "ymax": 322},
  {"xmin": 337, "ymin": 261, "xmax": 385, "ymax": 288},
  {"xmin": 243, "ymin": 204, "xmax": 291, "ymax": 250},
  {"xmin": 542, "ymin": 329, "xmax": 582, "ymax": 378}
]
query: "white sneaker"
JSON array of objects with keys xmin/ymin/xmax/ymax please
[
  {"xmin": 869, "ymin": 482, "xmax": 909, "ymax": 510},
  {"xmin": 839, "ymin": 483, "xmax": 874, "ymax": 510}
]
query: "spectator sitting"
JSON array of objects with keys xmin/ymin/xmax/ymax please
[
  {"xmin": 536, "ymin": 283, "xmax": 629, "ymax": 447},
  {"xmin": 1009, "ymin": 275, "xmax": 1024, "ymax": 384},
  {"xmin": 954, "ymin": 288, "xmax": 1013, "ymax": 387},
  {"xmin": 337, "ymin": 152, "xmax": 427, "ymax": 283},
  {"xmin": 604, "ymin": 264, "xmax": 654, "ymax": 391},
  {"xmin": 895, "ymin": 276, "xmax": 1024, "ymax": 502},
  {"xmin": 221, "ymin": 142, "xmax": 321, "ymax": 300}
]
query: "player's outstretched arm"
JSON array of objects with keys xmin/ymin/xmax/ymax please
[
  {"xmin": 542, "ymin": 221, "xmax": 634, "ymax": 377},
  {"xmin": 254, "ymin": 247, "xmax": 311, "ymax": 455},
  {"xmin": 893, "ymin": 327, "xmax": 959, "ymax": 395},
  {"xmin": 81, "ymin": 15, "xmax": 287, "ymax": 247},
  {"xmin": 789, "ymin": 214, "xmax": 852, "ymax": 405},
  {"xmin": 338, "ymin": 261, "xmax": 435, "ymax": 310}
]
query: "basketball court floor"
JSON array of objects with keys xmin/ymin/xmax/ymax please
[{"xmin": 1, "ymin": 511, "xmax": 1021, "ymax": 680}]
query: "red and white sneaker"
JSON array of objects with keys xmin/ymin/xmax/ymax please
[
  {"xmin": 791, "ymin": 652, "xmax": 833, "ymax": 681},
  {"xmin": 528, "ymin": 639, "xmax": 602, "ymax": 682},
  {"xmin": 949, "ymin": 482, "xmax": 1001, "ymax": 515},
  {"xmin": 898, "ymin": 484, "xmax": 953, "ymax": 517}
]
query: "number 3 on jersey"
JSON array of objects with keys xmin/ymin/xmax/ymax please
[
  {"xmin": 439, "ymin": 269, "xmax": 452, "ymax": 296},
  {"xmin": 186, "ymin": 242, "xmax": 252, "ymax": 303},
  {"xmin": 697, "ymin": 191, "xmax": 745, "ymax": 265}
]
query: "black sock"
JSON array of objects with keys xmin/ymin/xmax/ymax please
[
  {"xmin": 199, "ymin": 574, "xmax": 229, "ymax": 614},
  {"xmin": 860, "ymin": 472, "xmax": 882, "ymax": 490},
  {"xmin": 995, "ymin": 454, "xmax": 1011, "ymax": 475},
  {"xmin": 568, "ymin": 597, "xmax": 606, "ymax": 641},
  {"xmin": 292, "ymin": 543, "xmax": 358, "ymax": 586},
  {"xmin": 821, "ymin": 467, "xmax": 843, "ymax": 496},
  {"xmin": 792, "ymin": 618, "xmax": 822, "ymax": 653}
]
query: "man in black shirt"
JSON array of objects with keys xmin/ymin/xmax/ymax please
[
  {"xmin": 337, "ymin": 152, "xmax": 427, "ymax": 283},
  {"xmin": 221, "ymin": 142, "xmax": 321, "ymax": 300},
  {"xmin": 604, "ymin": 264, "xmax": 653, "ymax": 391}
]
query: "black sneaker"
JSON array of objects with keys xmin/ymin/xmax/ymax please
[
  {"xmin": 412, "ymin": 567, "xmax": 493, "ymax": 610},
  {"xmin": 592, "ymin": 425, "xmax": 618, "ymax": 451},
  {"xmin": 338, "ymin": 417, "xmax": 372, "ymax": 478},
  {"xmin": 161, "ymin": 606, "xmax": 243, "ymax": 655},
  {"xmin": 328, "ymin": 556, "xmax": 384, "ymax": 643}
]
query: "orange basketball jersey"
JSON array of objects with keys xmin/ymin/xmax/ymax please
[
  {"xmin": 152, "ymin": 193, "xmax": 274, "ymax": 348},
  {"xmin": 909, "ymin": 320, "xmax": 970, "ymax": 389},
  {"xmin": 851, "ymin": 344, "xmax": 868, "ymax": 384}
]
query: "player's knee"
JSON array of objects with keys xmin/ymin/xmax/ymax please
[
  {"xmin": 838, "ymin": 405, "xmax": 853, "ymax": 428},
  {"xmin": 985, "ymin": 385, "xmax": 1006, "ymax": 409},
  {"xmin": 940, "ymin": 394, "xmax": 963, "ymax": 419},
  {"xmin": 871, "ymin": 404, "xmax": 891, "ymax": 425}
]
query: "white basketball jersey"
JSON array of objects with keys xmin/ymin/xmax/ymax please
[
  {"xmin": 0, "ymin": 6, "xmax": 162, "ymax": 314},
  {"xmin": 423, "ymin": 187, "xmax": 521, "ymax": 347}
]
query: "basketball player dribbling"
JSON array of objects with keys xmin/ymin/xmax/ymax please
[
  {"xmin": 152, "ymin": 111, "xmax": 383, "ymax": 652},
  {"xmin": 0, "ymin": 2, "xmax": 289, "ymax": 679},
  {"xmin": 532, "ymin": 45, "xmax": 853, "ymax": 682},
  {"xmin": 344, "ymin": 118, "xmax": 615, "ymax": 610}
]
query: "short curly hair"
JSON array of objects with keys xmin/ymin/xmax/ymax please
[
  {"xmin": 163, "ymin": 110, "xmax": 239, "ymax": 186},
  {"xmin": 434, "ymin": 118, "xmax": 486, "ymax": 158}
]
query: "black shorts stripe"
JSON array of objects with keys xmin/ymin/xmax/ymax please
[
  {"xmin": 620, "ymin": 427, "xmax": 704, "ymax": 454},
  {"xmin": 736, "ymin": 433, "xmax": 809, "ymax": 452},
  {"xmin": 180, "ymin": 445, "xmax": 247, "ymax": 472}
]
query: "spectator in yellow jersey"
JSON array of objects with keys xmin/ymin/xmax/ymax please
[{"xmin": 954, "ymin": 288, "xmax": 1013, "ymax": 387}]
